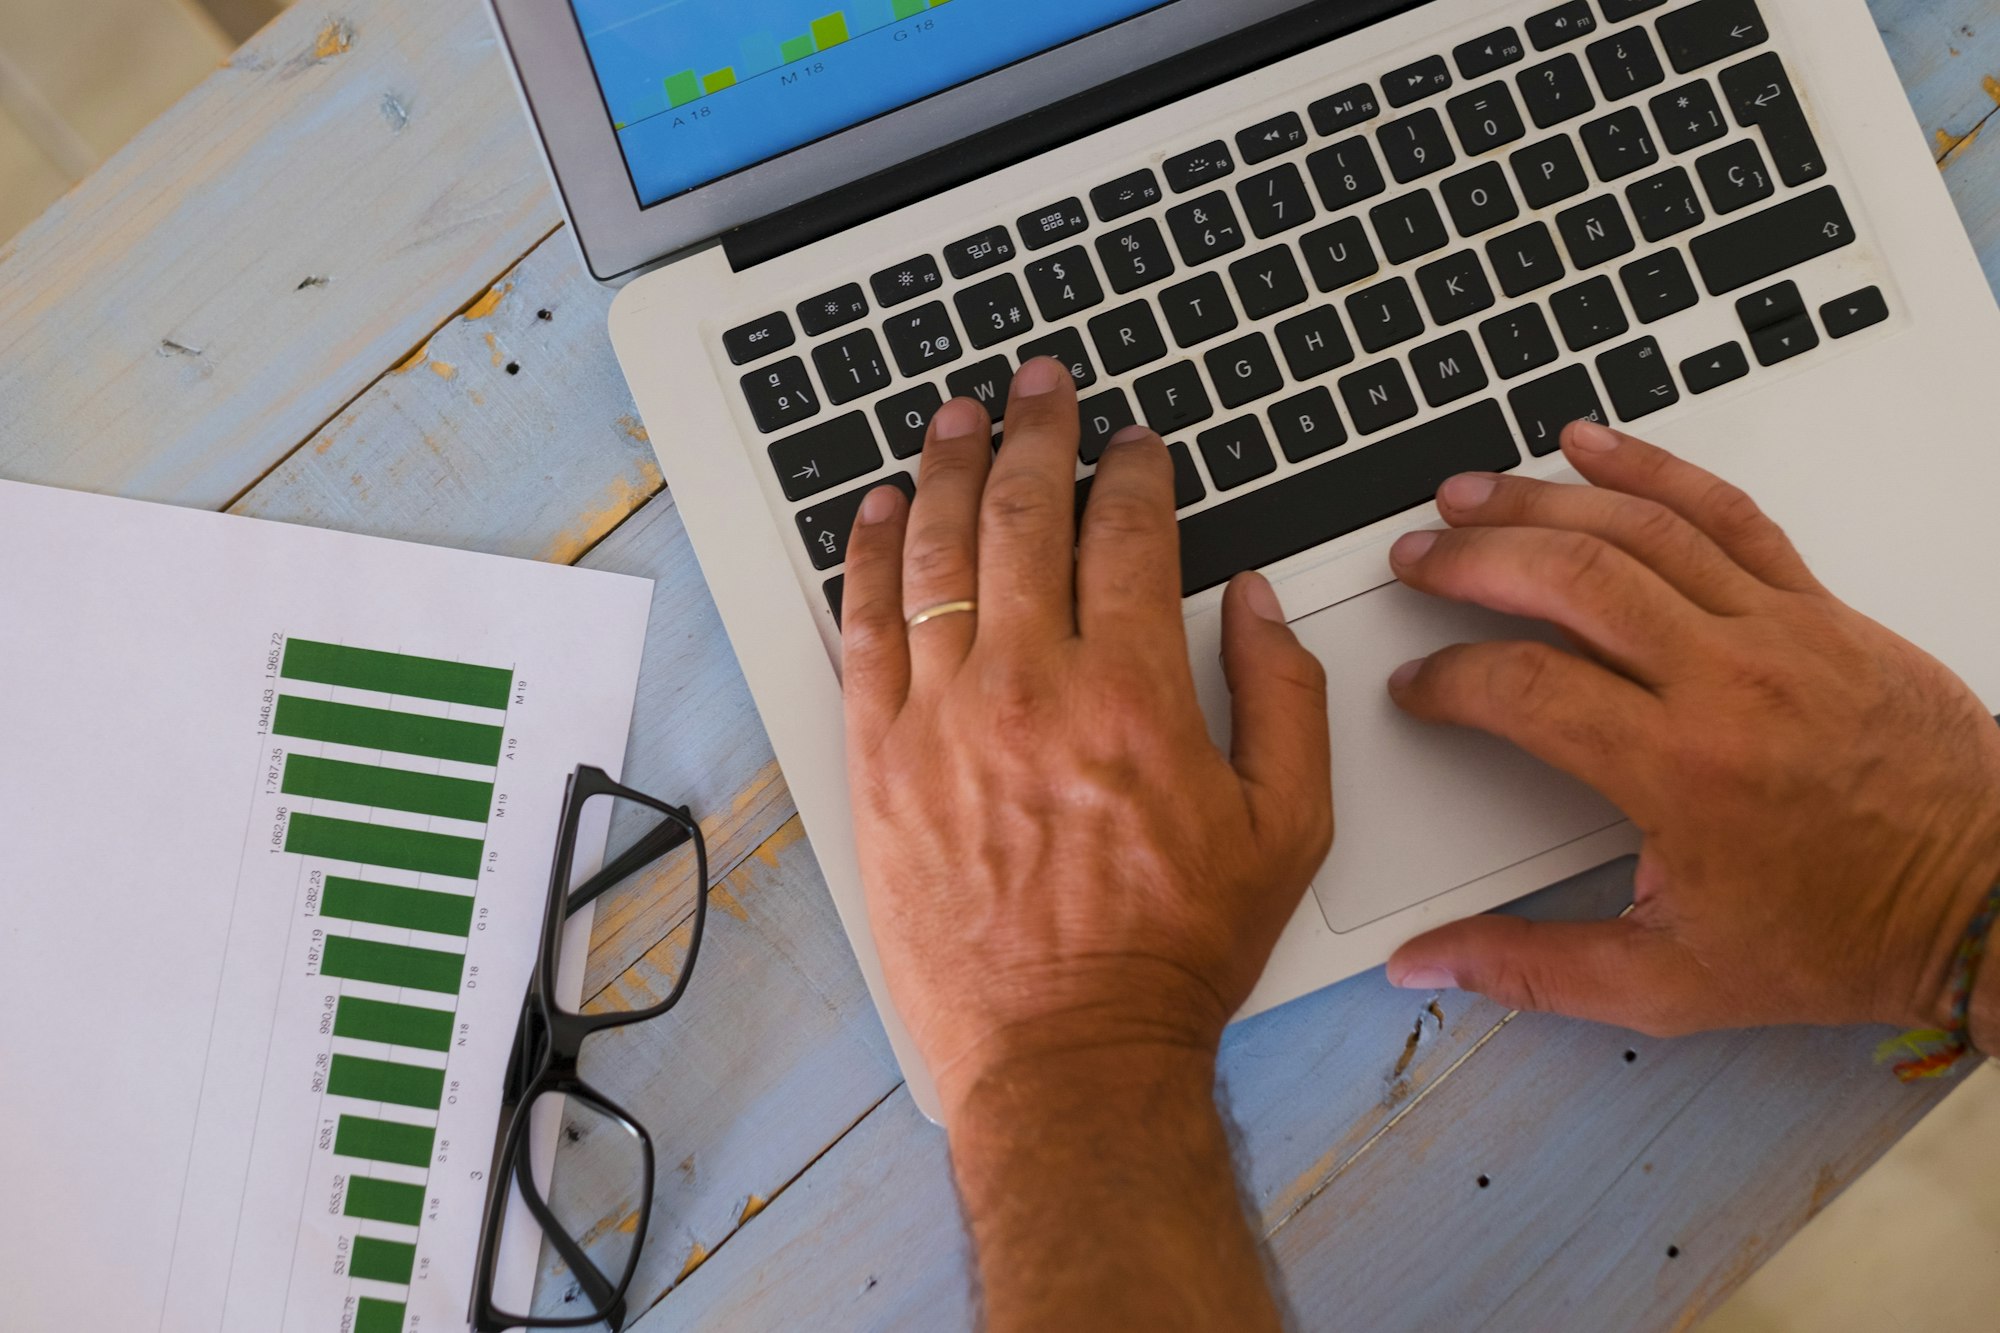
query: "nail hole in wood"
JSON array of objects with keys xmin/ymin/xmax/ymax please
[
  {"xmin": 506, "ymin": 362, "xmax": 521, "ymax": 375},
  {"xmin": 1666, "ymin": 1245, "xmax": 1680, "ymax": 1259},
  {"xmin": 1624, "ymin": 1049, "xmax": 1638, "ymax": 1063},
  {"xmin": 537, "ymin": 308, "xmax": 553, "ymax": 320},
  {"xmin": 1476, "ymin": 1175, "xmax": 1490, "ymax": 1189}
]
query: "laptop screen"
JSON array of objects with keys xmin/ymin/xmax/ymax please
[{"xmin": 569, "ymin": 0, "xmax": 1175, "ymax": 210}]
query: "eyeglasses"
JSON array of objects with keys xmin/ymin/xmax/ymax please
[{"xmin": 468, "ymin": 765, "xmax": 708, "ymax": 1332}]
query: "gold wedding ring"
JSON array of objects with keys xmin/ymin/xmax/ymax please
[{"xmin": 906, "ymin": 600, "xmax": 978, "ymax": 630}]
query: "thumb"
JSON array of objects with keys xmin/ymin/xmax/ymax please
[
  {"xmin": 1222, "ymin": 572, "xmax": 1332, "ymax": 849},
  {"xmin": 1387, "ymin": 916, "xmax": 1705, "ymax": 1036}
]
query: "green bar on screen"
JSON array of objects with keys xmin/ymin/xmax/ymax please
[
  {"xmin": 284, "ymin": 754, "xmax": 493, "ymax": 823},
  {"xmin": 702, "ymin": 67, "xmax": 736, "ymax": 93},
  {"xmin": 287, "ymin": 813, "xmax": 484, "ymax": 880},
  {"xmin": 336, "ymin": 1115, "xmax": 436, "ymax": 1168},
  {"xmin": 344, "ymin": 1176, "xmax": 425, "ymax": 1226},
  {"xmin": 280, "ymin": 639, "xmax": 512, "ymax": 710},
  {"xmin": 322, "ymin": 877, "xmax": 475, "ymax": 936},
  {"xmin": 322, "ymin": 935, "xmax": 465, "ymax": 995},
  {"xmin": 780, "ymin": 33, "xmax": 815, "ymax": 61},
  {"xmin": 665, "ymin": 70, "xmax": 701, "ymax": 107},
  {"xmin": 335, "ymin": 997, "xmax": 454, "ymax": 1052},
  {"xmin": 811, "ymin": 12, "xmax": 849, "ymax": 46},
  {"xmin": 329, "ymin": 1055, "xmax": 445, "ymax": 1110},
  {"xmin": 274, "ymin": 696, "xmax": 503, "ymax": 766},
  {"xmin": 350, "ymin": 1236, "xmax": 418, "ymax": 1285},
  {"xmin": 354, "ymin": 1296, "xmax": 406, "ymax": 1333},
  {"xmin": 892, "ymin": 0, "xmax": 924, "ymax": 17}
]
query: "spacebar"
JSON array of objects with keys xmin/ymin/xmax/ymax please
[{"xmin": 1177, "ymin": 399, "xmax": 1520, "ymax": 598}]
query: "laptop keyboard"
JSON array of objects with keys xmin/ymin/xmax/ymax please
[{"xmin": 723, "ymin": 0, "xmax": 1888, "ymax": 626}]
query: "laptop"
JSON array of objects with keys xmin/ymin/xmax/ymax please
[{"xmin": 490, "ymin": 0, "xmax": 2000, "ymax": 1118}]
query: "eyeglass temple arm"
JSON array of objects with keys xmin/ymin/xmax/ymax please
[{"xmin": 564, "ymin": 811, "xmax": 695, "ymax": 916}]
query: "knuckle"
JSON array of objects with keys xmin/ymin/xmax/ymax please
[
  {"xmin": 902, "ymin": 530, "xmax": 974, "ymax": 590},
  {"xmin": 1483, "ymin": 643, "xmax": 1558, "ymax": 712},
  {"xmin": 1084, "ymin": 490, "xmax": 1167, "ymax": 542},
  {"xmin": 982, "ymin": 478, "xmax": 1061, "ymax": 536},
  {"xmin": 1539, "ymin": 531, "xmax": 1619, "ymax": 597},
  {"xmin": 1621, "ymin": 497, "xmax": 1687, "ymax": 551},
  {"xmin": 1701, "ymin": 477, "xmax": 1769, "ymax": 538}
]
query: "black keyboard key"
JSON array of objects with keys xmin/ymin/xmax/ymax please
[
  {"xmin": 1080, "ymin": 389, "xmax": 1137, "ymax": 464},
  {"xmin": 1269, "ymin": 386, "xmax": 1348, "ymax": 462},
  {"xmin": 1347, "ymin": 277, "xmax": 1425, "ymax": 354},
  {"xmin": 724, "ymin": 312, "xmax": 794, "ymax": 365},
  {"xmin": 1378, "ymin": 109, "xmax": 1457, "ymax": 183},
  {"xmin": 1749, "ymin": 312, "xmax": 1818, "ymax": 366},
  {"xmin": 1625, "ymin": 166, "xmax": 1705, "ymax": 241},
  {"xmin": 1455, "ymin": 28, "xmax": 1526, "ymax": 80},
  {"xmin": 871, "ymin": 254, "xmax": 944, "ymax": 308},
  {"xmin": 1386, "ymin": 54, "xmax": 1454, "ymax": 108},
  {"xmin": 1371, "ymin": 192, "xmax": 1450, "ymax": 264},
  {"xmin": 799, "ymin": 284, "xmax": 870, "ymax": 337},
  {"xmin": 1697, "ymin": 138, "xmax": 1775, "ymax": 214},
  {"xmin": 1238, "ymin": 112, "xmax": 1310, "ymax": 164},
  {"xmin": 1276, "ymin": 306, "xmax": 1356, "ymax": 379},
  {"xmin": 1136, "ymin": 362, "xmax": 1215, "ymax": 435},
  {"xmin": 1509, "ymin": 364, "xmax": 1607, "ymax": 455},
  {"xmin": 742, "ymin": 356, "xmax": 821, "ymax": 433},
  {"xmin": 1308, "ymin": 137, "xmax": 1388, "ymax": 210},
  {"xmin": 1024, "ymin": 247, "xmax": 1105, "ymax": 320},
  {"xmin": 1416, "ymin": 250, "xmax": 1496, "ymax": 324},
  {"xmin": 1736, "ymin": 279, "xmax": 1804, "ymax": 331},
  {"xmin": 1597, "ymin": 336, "xmax": 1680, "ymax": 419},
  {"xmin": 1512, "ymin": 136, "xmax": 1590, "ymax": 207},
  {"xmin": 797, "ymin": 473, "xmax": 915, "ymax": 571},
  {"xmin": 1177, "ymin": 399, "xmax": 1520, "ymax": 595},
  {"xmin": 1719, "ymin": 52, "xmax": 1827, "ymax": 186},
  {"xmin": 1092, "ymin": 169, "xmax": 1164, "ymax": 223},
  {"xmin": 1199, "ymin": 417, "xmax": 1280, "ymax": 490},
  {"xmin": 1230, "ymin": 247, "xmax": 1310, "ymax": 320},
  {"xmin": 1017, "ymin": 328, "xmax": 1097, "ymax": 391},
  {"xmin": 1822, "ymin": 286, "xmax": 1889, "ymax": 339},
  {"xmin": 1169, "ymin": 442, "xmax": 1208, "ymax": 509},
  {"xmin": 1449, "ymin": 84, "xmax": 1528, "ymax": 158},
  {"xmin": 1167, "ymin": 193, "xmax": 1247, "ymax": 265},
  {"xmin": 1487, "ymin": 221, "xmax": 1567, "ymax": 297},
  {"xmin": 1652, "ymin": 81, "xmax": 1731, "ymax": 154},
  {"xmin": 1205, "ymin": 333, "xmax": 1285, "ymax": 410},
  {"xmin": 882, "ymin": 301, "xmax": 964, "ymax": 378},
  {"xmin": 946, "ymin": 356, "xmax": 1015, "ymax": 416},
  {"xmin": 1299, "ymin": 216, "xmax": 1380, "ymax": 292},
  {"xmin": 1621, "ymin": 250, "xmax": 1699, "ymax": 323},
  {"xmin": 1587, "ymin": 29, "xmax": 1666, "ymax": 101},
  {"xmin": 1412, "ymin": 330, "xmax": 1490, "ymax": 407},
  {"xmin": 1518, "ymin": 54, "xmax": 1597, "ymax": 129},
  {"xmin": 1602, "ymin": 0, "xmax": 1668, "ymax": 18},
  {"xmin": 1581, "ymin": 106, "xmax": 1660, "ymax": 180},
  {"xmin": 1442, "ymin": 162, "xmax": 1521, "ymax": 237},
  {"xmin": 1310, "ymin": 85, "xmax": 1381, "ymax": 136},
  {"xmin": 1238, "ymin": 164, "xmax": 1317, "ymax": 238},
  {"xmin": 954, "ymin": 275, "xmax": 1035, "ymax": 350},
  {"xmin": 1166, "ymin": 141, "xmax": 1236, "ymax": 192},
  {"xmin": 1090, "ymin": 302, "xmax": 1169, "ymax": 376},
  {"xmin": 1657, "ymin": 0, "xmax": 1769, "ymax": 73},
  {"xmin": 877, "ymin": 384, "xmax": 942, "ymax": 459},
  {"xmin": 1161, "ymin": 272, "xmax": 1239, "ymax": 348},
  {"xmin": 1527, "ymin": 1, "xmax": 1597, "ymax": 51},
  {"xmin": 1481, "ymin": 305, "xmax": 1560, "ymax": 379},
  {"xmin": 1556, "ymin": 195, "xmax": 1636, "ymax": 269},
  {"xmin": 943, "ymin": 226, "xmax": 1017, "ymax": 279},
  {"xmin": 1690, "ymin": 185, "xmax": 1855, "ymax": 294},
  {"xmin": 770, "ymin": 412, "xmax": 881, "ymax": 502},
  {"xmin": 1019, "ymin": 198, "xmax": 1090, "ymax": 251},
  {"xmin": 1682, "ymin": 342, "xmax": 1750, "ymax": 393},
  {"xmin": 825, "ymin": 575, "xmax": 845, "ymax": 626},
  {"xmin": 1551, "ymin": 275, "xmax": 1631, "ymax": 350},
  {"xmin": 1096, "ymin": 219, "xmax": 1176, "ymax": 294},
  {"xmin": 1340, "ymin": 360, "xmax": 1421, "ymax": 435}
]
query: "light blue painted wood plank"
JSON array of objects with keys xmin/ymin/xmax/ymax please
[{"xmin": 1876, "ymin": 0, "xmax": 2000, "ymax": 288}]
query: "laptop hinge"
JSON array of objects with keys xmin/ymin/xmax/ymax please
[{"xmin": 722, "ymin": 0, "xmax": 1427, "ymax": 272}]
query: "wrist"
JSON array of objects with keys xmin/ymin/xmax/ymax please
[{"xmin": 1889, "ymin": 804, "xmax": 2000, "ymax": 1044}]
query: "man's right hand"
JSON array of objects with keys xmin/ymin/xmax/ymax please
[{"xmin": 1386, "ymin": 420, "xmax": 2000, "ymax": 1053}]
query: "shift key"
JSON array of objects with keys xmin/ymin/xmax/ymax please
[
  {"xmin": 797, "ymin": 473, "xmax": 916, "ymax": 570},
  {"xmin": 1689, "ymin": 185, "xmax": 1854, "ymax": 295}
]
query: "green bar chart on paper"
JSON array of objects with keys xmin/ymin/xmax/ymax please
[{"xmin": 659, "ymin": 0, "xmax": 953, "ymax": 110}]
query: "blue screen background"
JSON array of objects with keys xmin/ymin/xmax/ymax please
[{"xmin": 571, "ymin": 0, "xmax": 1170, "ymax": 207}]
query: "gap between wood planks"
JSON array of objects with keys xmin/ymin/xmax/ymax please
[{"xmin": 1933, "ymin": 72, "xmax": 2000, "ymax": 167}]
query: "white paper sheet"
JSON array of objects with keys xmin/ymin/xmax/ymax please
[{"xmin": 0, "ymin": 480, "xmax": 654, "ymax": 1333}]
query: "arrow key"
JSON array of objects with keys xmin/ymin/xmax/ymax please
[
  {"xmin": 1681, "ymin": 341, "xmax": 1750, "ymax": 394},
  {"xmin": 1821, "ymin": 285, "xmax": 1889, "ymax": 339},
  {"xmin": 1749, "ymin": 311, "xmax": 1820, "ymax": 366},
  {"xmin": 770, "ymin": 411, "xmax": 883, "ymax": 503}
]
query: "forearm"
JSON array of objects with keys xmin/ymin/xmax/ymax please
[{"xmin": 945, "ymin": 1042, "xmax": 1283, "ymax": 1333}]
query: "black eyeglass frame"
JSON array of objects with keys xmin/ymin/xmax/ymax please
[{"xmin": 467, "ymin": 764, "xmax": 709, "ymax": 1332}]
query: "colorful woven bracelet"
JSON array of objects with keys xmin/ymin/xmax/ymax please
[{"xmin": 1876, "ymin": 879, "xmax": 2000, "ymax": 1082}]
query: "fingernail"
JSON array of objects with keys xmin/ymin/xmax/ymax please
[
  {"xmin": 1388, "ymin": 963, "xmax": 1458, "ymax": 991},
  {"xmin": 1388, "ymin": 657, "xmax": 1425, "ymax": 691},
  {"xmin": 858, "ymin": 485, "xmax": 901, "ymax": 525},
  {"xmin": 1439, "ymin": 473, "xmax": 1497, "ymax": 509},
  {"xmin": 1109, "ymin": 424, "xmax": 1159, "ymax": 447},
  {"xmin": 1568, "ymin": 419, "xmax": 1620, "ymax": 453},
  {"xmin": 933, "ymin": 397, "xmax": 986, "ymax": 440},
  {"xmin": 1391, "ymin": 530, "xmax": 1438, "ymax": 566},
  {"xmin": 1012, "ymin": 356, "xmax": 1065, "ymax": 398},
  {"xmin": 1239, "ymin": 572, "xmax": 1285, "ymax": 623}
]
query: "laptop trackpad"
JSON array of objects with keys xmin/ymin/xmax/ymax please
[{"xmin": 1289, "ymin": 580, "xmax": 1623, "ymax": 934}]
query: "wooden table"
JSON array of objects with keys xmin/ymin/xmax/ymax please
[{"xmin": 5, "ymin": 2, "xmax": 1997, "ymax": 1327}]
